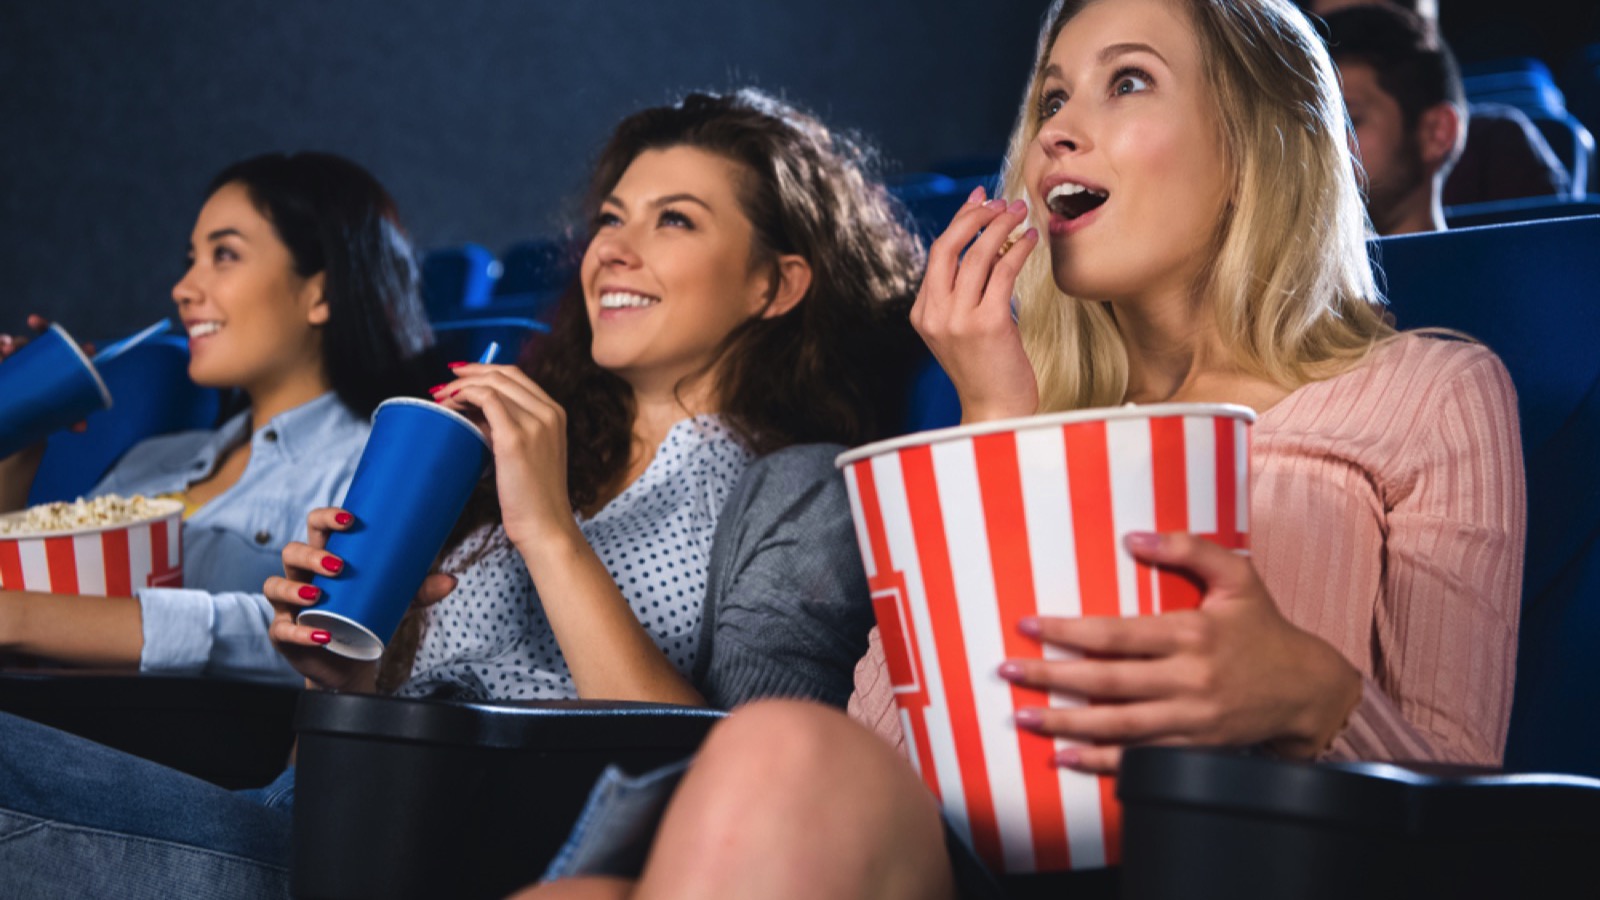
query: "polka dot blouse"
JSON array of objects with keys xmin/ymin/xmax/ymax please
[{"xmin": 396, "ymin": 415, "xmax": 753, "ymax": 701}]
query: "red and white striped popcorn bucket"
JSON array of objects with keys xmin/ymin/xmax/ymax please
[
  {"xmin": 836, "ymin": 403, "xmax": 1253, "ymax": 874},
  {"xmin": 0, "ymin": 499, "xmax": 184, "ymax": 596}
]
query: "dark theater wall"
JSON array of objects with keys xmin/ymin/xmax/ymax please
[{"xmin": 0, "ymin": 1, "xmax": 1047, "ymax": 339}]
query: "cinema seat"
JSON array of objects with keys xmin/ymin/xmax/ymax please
[
  {"xmin": 1118, "ymin": 746, "xmax": 1600, "ymax": 900},
  {"xmin": 891, "ymin": 172, "xmax": 997, "ymax": 240},
  {"xmin": 488, "ymin": 238, "xmax": 578, "ymax": 322},
  {"xmin": 430, "ymin": 316, "xmax": 550, "ymax": 365},
  {"xmin": 290, "ymin": 693, "xmax": 722, "ymax": 900},
  {"xmin": 1373, "ymin": 215, "xmax": 1600, "ymax": 777},
  {"xmin": 1461, "ymin": 58, "xmax": 1567, "ymax": 119},
  {"xmin": 1444, "ymin": 193, "xmax": 1600, "ymax": 228},
  {"xmin": 420, "ymin": 243, "xmax": 501, "ymax": 320},
  {"xmin": 0, "ymin": 671, "xmax": 298, "ymax": 791}
]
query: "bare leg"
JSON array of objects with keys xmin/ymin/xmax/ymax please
[
  {"xmin": 534, "ymin": 699, "xmax": 958, "ymax": 900},
  {"xmin": 521, "ymin": 700, "xmax": 953, "ymax": 900}
]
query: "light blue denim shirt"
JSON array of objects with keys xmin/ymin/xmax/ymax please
[{"xmin": 90, "ymin": 392, "xmax": 370, "ymax": 684}]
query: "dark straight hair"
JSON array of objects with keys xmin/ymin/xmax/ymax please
[{"xmin": 205, "ymin": 151, "xmax": 439, "ymax": 419}]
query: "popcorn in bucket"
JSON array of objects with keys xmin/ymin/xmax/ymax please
[
  {"xmin": 836, "ymin": 403, "xmax": 1253, "ymax": 874},
  {"xmin": 0, "ymin": 495, "xmax": 184, "ymax": 596}
]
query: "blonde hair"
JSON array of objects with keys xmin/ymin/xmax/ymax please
[{"xmin": 1000, "ymin": 0, "xmax": 1393, "ymax": 411}]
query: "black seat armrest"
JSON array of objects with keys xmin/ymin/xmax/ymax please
[
  {"xmin": 0, "ymin": 670, "xmax": 299, "ymax": 790},
  {"xmin": 1117, "ymin": 746, "xmax": 1600, "ymax": 900},
  {"xmin": 290, "ymin": 691, "xmax": 723, "ymax": 900}
]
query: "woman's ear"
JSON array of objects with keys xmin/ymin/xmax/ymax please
[
  {"xmin": 303, "ymin": 272, "xmax": 331, "ymax": 326},
  {"xmin": 761, "ymin": 254, "xmax": 813, "ymax": 319}
]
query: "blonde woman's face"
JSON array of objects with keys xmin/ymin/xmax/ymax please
[{"xmin": 1022, "ymin": 0, "xmax": 1231, "ymax": 305}]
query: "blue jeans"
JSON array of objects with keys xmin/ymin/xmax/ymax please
[{"xmin": 0, "ymin": 711, "xmax": 293, "ymax": 899}]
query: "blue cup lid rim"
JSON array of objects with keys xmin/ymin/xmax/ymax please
[
  {"xmin": 46, "ymin": 323, "xmax": 114, "ymax": 411},
  {"xmin": 373, "ymin": 396, "xmax": 491, "ymax": 451}
]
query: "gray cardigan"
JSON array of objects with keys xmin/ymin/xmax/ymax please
[{"xmin": 691, "ymin": 443, "xmax": 874, "ymax": 710}]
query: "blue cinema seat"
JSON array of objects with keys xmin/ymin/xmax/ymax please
[
  {"xmin": 1373, "ymin": 215, "xmax": 1600, "ymax": 777},
  {"xmin": 1562, "ymin": 43, "xmax": 1600, "ymax": 139},
  {"xmin": 890, "ymin": 172, "xmax": 998, "ymax": 242},
  {"xmin": 487, "ymin": 239, "xmax": 577, "ymax": 322},
  {"xmin": 1461, "ymin": 58, "xmax": 1567, "ymax": 119},
  {"xmin": 1444, "ymin": 193, "xmax": 1600, "ymax": 228},
  {"xmin": 430, "ymin": 317, "xmax": 550, "ymax": 365},
  {"xmin": 1459, "ymin": 56, "xmax": 1557, "ymax": 83},
  {"xmin": 420, "ymin": 243, "xmax": 501, "ymax": 321},
  {"xmin": 29, "ymin": 333, "xmax": 220, "ymax": 505},
  {"xmin": 1527, "ymin": 111, "xmax": 1595, "ymax": 196},
  {"xmin": 901, "ymin": 348, "xmax": 961, "ymax": 434}
]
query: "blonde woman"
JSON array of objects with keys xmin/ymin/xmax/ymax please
[{"xmin": 521, "ymin": 1, "xmax": 1525, "ymax": 898}]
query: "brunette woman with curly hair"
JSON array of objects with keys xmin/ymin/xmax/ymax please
[{"xmin": 265, "ymin": 88, "xmax": 925, "ymax": 709}]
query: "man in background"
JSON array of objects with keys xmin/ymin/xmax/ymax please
[
  {"xmin": 1324, "ymin": 4, "xmax": 1467, "ymax": 234},
  {"xmin": 1315, "ymin": 1, "xmax": 1572, "ymax": 232}
]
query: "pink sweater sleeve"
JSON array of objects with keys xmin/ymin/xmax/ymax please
[{"xmin": 1325, "ymin": 349, "xmax": 1525, "ymax": 764}]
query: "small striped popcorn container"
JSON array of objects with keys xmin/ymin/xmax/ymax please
[
  {"xmin": 0, "ymin": 498, "xmax": 184, "ymax": 596},
  {"xmin": 836, "ymin": 403, "xmax": 1254, "ymax": 874}
]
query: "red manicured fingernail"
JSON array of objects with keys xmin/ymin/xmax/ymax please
[
  {"xmin": 335, "ymin": 512, "xmax": 353, "ymax": 526},
  {"xmin": 447, "ymin": 361, "xmax": 468, "ymax": 369},
  {"xmin": 1125, "ymin": 532, "xmax": 1160, "ymax": 552},
  {"xmin": 1014, "ymin": 707, "xmax": 1042, "ymax": 727},
  {"xmin": 298, "ymin": 585, "xmax": 320, "ymax": 600},
  {"xmin": 1017, "ymin": 616, "xmax": 1042, "ymax": 637},
  {"xmin": 322, "ymin": 556, "xmax": 343, "ymax": 573},
  {"xmin": 447, "ymin": 389, "xmax": 460, "ymax": 399},
  {"xmin": 429, "ymin": 383, "xmax": 449, "ymax": 394},
  {"xmin": 998, "ymin": 661, "xmax": 1025, "ymax": 681},
  {"xmin": 311, "ymin": 630, "xmax": 332, "ymax": 645}
]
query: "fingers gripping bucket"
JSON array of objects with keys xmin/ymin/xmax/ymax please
[{"xmin": 836, "ymin": 404, "xmax": 1254, "ymax": 874}]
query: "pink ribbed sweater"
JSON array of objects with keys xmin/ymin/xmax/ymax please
[{"xmin": 848, "ymin": 333, "xmax": 1526, "ymax": 765}]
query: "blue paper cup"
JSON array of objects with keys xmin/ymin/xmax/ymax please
[
  {"xmin": 298, "ymin": 397, "xmax": 490, "ymax": 661},
  {"xmin": 0, "ymin": 324, "xmax": 113, "ymax": 460}
]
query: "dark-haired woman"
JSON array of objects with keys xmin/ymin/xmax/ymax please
[
  {"xmin": 0, "ymin": 90, "xmax": 923, "ymax": 897},
  {"xmin": 0, "ymin": 152, "xmax": 437, "ymax": 683},
  {"xmin": 265, "ymin": 90, "xmax": 924, "ymax": 709}
]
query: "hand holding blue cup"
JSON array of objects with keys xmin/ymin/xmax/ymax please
[
  {"xmin": 0, "ymin": 324, "xmax": 113, "ymax": 460},
  {"xmin": 297, "ymin": 398, "xmax": 489, "ymax": 660}
]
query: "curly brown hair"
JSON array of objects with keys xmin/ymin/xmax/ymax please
[
  {"xmin": 527, "ymin": 88, "xmax": 926, "ymax": 510},
  {"xmin": 378, "ymin": 90, "xmax": 925, "ymax": 692}
]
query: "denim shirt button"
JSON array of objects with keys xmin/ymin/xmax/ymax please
[
  {"xmin": 254, "ymin": 531, "xmax": 271, "ymax": 545},
  {"xmin": 263, "ymin": 430, "xmax": 279, "ymax": 443}
]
